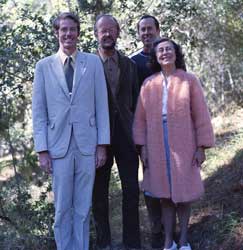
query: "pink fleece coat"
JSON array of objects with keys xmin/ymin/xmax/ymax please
[{"xmin": 133, "ymin": 69, "xmax": 215, "ymax": 203}]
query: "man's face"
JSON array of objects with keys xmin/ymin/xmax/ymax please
[
  {"xmin": 138, "ymin": 17, "xmax": 160, "ymax": 48},
  {"xmin": 95, "ymin": 17, "xmax": 119, "ymax": 50},
  {"xmin": 56, "ymin": 18, "xmax": 79, "ymax": 54}
]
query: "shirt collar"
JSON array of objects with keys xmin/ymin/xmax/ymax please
[
  {"xmin": 58, "ymin": 49, "xmax": 78, "ymax": 65},
  {"xmin": 98, "ymin": 49, "xmax": 118, "ymax": 65}
]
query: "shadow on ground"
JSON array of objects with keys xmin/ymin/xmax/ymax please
[{"xmin": 189, "ymin": 149, "xmax": 243, "ymax": 250}]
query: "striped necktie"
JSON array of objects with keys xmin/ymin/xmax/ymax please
[{"xmin": 64, "ymin": 56, "xmax": 74, "ymax": 93}]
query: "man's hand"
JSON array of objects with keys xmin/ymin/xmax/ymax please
[
  {"xmin": 192, "ymin": 147, "xmax": 206, "ymax": 167},
  {"xmin": 38, "ymin": 151, "xmax": 52, "ymax": 174},
  {"xmin": 141, "ymin": 145, "xmax": 148, "ymax": 168},
  {"xmin": 96, "ymin": 145, "xmax": 107, "ymax": 168}
]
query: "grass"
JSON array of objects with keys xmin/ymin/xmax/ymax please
[{"xmin": 187, "ymin": 108, "xmax": 243, "ymax": 250}]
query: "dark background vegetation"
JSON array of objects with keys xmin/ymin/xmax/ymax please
[{"xmin": 0, "ymin": 0, "xmax": 243, "ymax": 249}]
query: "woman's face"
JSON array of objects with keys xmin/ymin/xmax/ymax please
[{"xmin": 155, "ymin": 41, "xmax": 176, "ymax": 68}]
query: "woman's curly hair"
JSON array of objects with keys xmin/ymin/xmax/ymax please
[{"xmin": 148, "ymin": 37, "xmax": 187, "ymax": 73}]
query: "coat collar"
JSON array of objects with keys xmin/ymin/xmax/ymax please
[
  {"xmin": 50, "ymin": 51, "xmax": 87, "ymax": 101},
  {"xmin": 96, "ymin": 49, "xmax": 127, "ymax": 97},
  {"xmin": 71, "ymin": 51, "xmax": 87, "ymax": 101},
  {"xmin": 51, "ymin": 54, "xmax": 70, "ymax": 99}
]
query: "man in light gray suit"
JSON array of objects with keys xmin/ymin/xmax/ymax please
[{"xmin": 32, "ymin": 12, "xmax": 110, "ymax": 250}]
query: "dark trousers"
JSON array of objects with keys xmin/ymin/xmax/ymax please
[
  {"xmin": 92, "ymin": 122, "xmax": 140, "ymax": 248},
  {"xmin": 144, "ymin": 195, "xmax": 163, "ymax": 235}
]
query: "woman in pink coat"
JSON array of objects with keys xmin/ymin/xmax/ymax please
[{"xmin": 133, "ymin": 38, "xmax": 214, "ymax": 250}]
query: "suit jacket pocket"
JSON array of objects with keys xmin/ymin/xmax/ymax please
[
  {"xmin": 47, "ymin": 119, "xmax": 56, "ymax": 148},
  {"xmin": 47, "ymin": 120, "xmax": 55, "ymax": 129}
]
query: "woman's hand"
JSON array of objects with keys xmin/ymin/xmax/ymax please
[
  {"xmin": 192, "ymin": 147, "xmax": 206, "ymax": 167},
  {"xmin": 141, "ymin": 145, "xmax": 148, "ymax": 168}
]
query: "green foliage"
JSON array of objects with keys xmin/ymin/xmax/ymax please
[
  {"xmin": 0, "ymin": 3, "xmax": 56, "ymax": 249},
  {"xmin": 0, "ymin": 176, "xmax": 55, "ymax": 249},
  {"xmin": 76, "ymin": 0, "xmax": 113, "ymax": 15},
  {"xmin": 0, "ymin": 4, "xmax": 56, "ymax": 141}
]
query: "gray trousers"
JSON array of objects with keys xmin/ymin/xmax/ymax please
[{"xmin": 52, "ymin": 134, "xmax": 95, "ymax": 250}]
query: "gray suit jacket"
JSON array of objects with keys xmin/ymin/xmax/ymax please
[{"xmin": 32, "ymin": 51, "xmax": 110, "ymax": 158}]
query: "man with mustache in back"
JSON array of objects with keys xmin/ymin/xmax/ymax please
[{"xmin": 92, "ymin": 14, "xmax": 141, "ymax": 250}]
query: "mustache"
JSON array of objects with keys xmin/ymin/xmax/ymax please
[{"xmin": 102, "ymin": 36, "xmax": 115, "ymax": 42}]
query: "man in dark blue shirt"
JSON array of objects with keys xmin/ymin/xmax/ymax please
[
  {"xmin": 131, "ymin": 15, "xmax": 160, "ymax": 89},
  {"xmin": 131, "ymin": 15, "xmax": 163, "ymax": 249}
]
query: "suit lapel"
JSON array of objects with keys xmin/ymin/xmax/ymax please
[
  {"xmin": 115, "ymin": 51, "xmax": 124, "ymax": 97},
  {"xmin": 50, "ymin": 54, "xmax": 70, "ymax": 99},
  {"xmin": 71, "ymin": 51, "xmax": 87, "ymax": 101}
]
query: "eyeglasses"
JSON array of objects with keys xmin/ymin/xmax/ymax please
[
  {"xmin": 157, "ymin": 46, "xmax": 174, "ymax": 53},
  {"xmin": 97, "ymin": 28, "xmax": 117, "ymax": 35}
]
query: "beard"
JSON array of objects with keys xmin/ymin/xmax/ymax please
[{"xmin": 100, "ymin": 37, "xmax": 116, "ymax": 50}]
